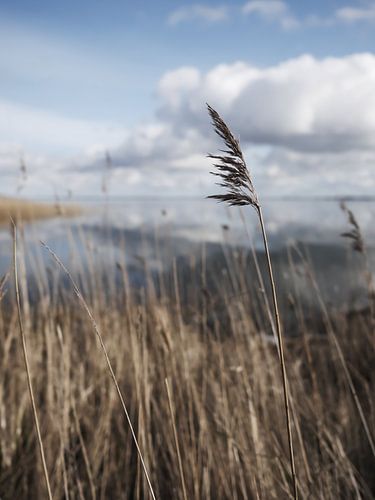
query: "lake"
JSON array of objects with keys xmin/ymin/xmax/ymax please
[{"xmin": 1, "ymin": 198, "xmax": 374, "ymax": 315}]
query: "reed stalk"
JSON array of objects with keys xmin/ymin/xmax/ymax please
[
  {"xmin": 12, "ymin": 220, "xmax": 53, "ymax": 500},
  {"xmin": 165, "ymin": 378, "xmax": 188, "ymax": 500},
  {"xmin": 41, "ymin": 241, "xmax": 156, "ymax": 500},
  {"xmin": 207, "ymin": 104, "xmax": 298, "ymax": 499}
]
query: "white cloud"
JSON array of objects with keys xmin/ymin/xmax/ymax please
[
  {"xmin": 242, "ymin": 0, "xmax": 299, "ymax": 29},
  {"xmin": 167, "ymin": 4, "xmax": 228, "ymax": 26},
  {"xmin": 254, "ymin": 147, "xmax": 375, "ymax": 196},
  {"xmin": 80, "ymin": 53, "xmax": 375, "ymax": 197},
  {"xmin": 2, "ymin": 54, "xmax": 375, "ymax": 198},
  {"xmin": 166, "ymin": 2, "xmax": 375, "ymax": 31},
  {"xmin": 156, "ymin": 54, "xmax": 375, "ymax": 153},
  {"xmin": 241, "ymin": 2, "xmax": 375, "ymax": 29},
  {"xmin": 336, "ymin": 4, "xmax": 375, "ymax": 23},
  {"xmin": 243, "ymin": 0, "xmax": 286, "ymax": 15}
]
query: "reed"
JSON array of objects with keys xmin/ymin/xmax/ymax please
[
  {"xmin": 0, "ymin": 176, "xmax": 374, "ymax": 498},
  {"xmin": 41, "ymin": 241, "xmax": 156, "ymax": 500},
  {"xmin": 0, "ymin": 197, "xmax": 80, "ymax": 225},
  {"xmin": 207, "ymin": 103, "xmax": 298, "ymax": 499},
  {"xmin": 12, "ymin": 220, "xmax": 53, "ymax": 500},
  {"xmin": 0, "ymin": 221, "xmax": 373, "ymax": 497}
]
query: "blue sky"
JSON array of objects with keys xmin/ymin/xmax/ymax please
[{"xmin": 1, "ymin": 0, "xmax": 375, "ymax": 197}]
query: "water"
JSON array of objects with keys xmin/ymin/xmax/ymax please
[
  {"xmin": 64, "ymin": 197, "xmax": 375, "ymax": 248},
  {"xmin": 1, "ymin": 198, "xmax": 374, "ymax": 312}
]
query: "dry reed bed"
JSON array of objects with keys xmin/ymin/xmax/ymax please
[
  {"xmin": 0, "ymin": 197, "xmax": 80, "ymax": 225},
  {"xmin": 0, "ymin": 225, "xmax": 374, "ymax": 499},
  {"xmin": 0, "ymin": 105, "xmax": 373, "ymax": 498}
]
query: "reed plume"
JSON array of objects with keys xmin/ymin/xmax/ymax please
[
  {"xmin": 340, "ymin": 200, "xmax": 375, "ymax": 327},
  {"xmin": 207, "ymin": 103, "xmax": 298, "ymax": 499},
  {"xmin": 340, "ymin": 201, "xmax": 364, "ymax": 254},
  {"xmin": 207, "ymin": 104, "xmax": 258, "ymax": 208}
]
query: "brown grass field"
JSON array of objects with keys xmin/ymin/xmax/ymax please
[{"xmin": 0, "ymin": 209, "xmax": 373, "ymax": 499}]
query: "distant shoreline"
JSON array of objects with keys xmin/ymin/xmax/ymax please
[{"xmin": 0, "ymin": 196, "xmax": 81, "ymax": 225}]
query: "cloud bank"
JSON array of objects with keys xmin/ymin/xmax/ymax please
[
  {"xmin": 157, "ymin": 54, "xmax": 375, "ymax": 152},
  {"xmin": 2, "ymin": 53, "xmax": 375, "ymax": 197},
  {"xmin": 167, "ymin": 2, "xmax": 375, "ymax": 29}
]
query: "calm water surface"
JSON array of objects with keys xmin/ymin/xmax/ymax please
[{"xmin": 0, "ymin": 198, "xmax": 374, "ymax": 311}]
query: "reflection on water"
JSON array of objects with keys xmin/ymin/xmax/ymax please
[
  {"xmin": 60, "ymin": 198, "xmax": 375, "ymax": 248},
  {"xmin": 0, "ymin": 198, "xmax": 374, "ymax": 313}
]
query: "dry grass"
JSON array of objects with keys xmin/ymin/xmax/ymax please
[
  {"xmin": 0, "ymin": 197, "xmax": 81, "ymax": 225},
  {"xmin": 0, "ymin": 223, "xmax": 373, "ymax": 499},
  {"xmin": 207, "ymin": 104, "xmax": 297, "ymax": 499},
  {"xmin": 12, "ymin": 222, "xmax": 53, "ymax": 499}
]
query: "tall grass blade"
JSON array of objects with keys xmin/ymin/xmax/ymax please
[
  {"xmin": 41, "ymin": 241, "xmax": 156, "ymax": 500},
  {"xmin": 207, "ymin": 104, "xmax": 298, "ymax": 499},
  {"xmin": 12, "ymin": 220, "xmax": 53, "ymax": 500}
]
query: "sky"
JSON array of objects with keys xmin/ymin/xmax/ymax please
[{"xmin": 1, "ymin": 0, "xmax": 375, "ymax": 198}]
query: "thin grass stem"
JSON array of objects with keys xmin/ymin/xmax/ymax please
[
  {"xmin": 257, "ymin": 206, "xmax": 298, "ymax": 499},
  {"xmin": 165, "ymin": 378, "xmax": 188, "ymax": 500},
  {"xmin": 12, "ymin": 220, "xmax": 53, "ymax": 500},
  {"xmin": 41, "ymin": 241, "xmax": 156, "ymax": 500}
]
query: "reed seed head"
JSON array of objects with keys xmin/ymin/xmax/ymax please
[
  {"xmin": 340, "ymin": 201, "xmax": 364, "ymax": 253},
  {"xmin": 206, "ymin": 103, "xmax": 259, "ymax": 209}
]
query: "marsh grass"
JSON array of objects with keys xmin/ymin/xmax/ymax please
[
  {"xmin": 2, "ymin": 235, "xmax": 375, "ymax": 497},
  {"xmin": 0, "ymin": 205, "xmax": 373, "ymax": 499},
  {"xmin": 207, "ymin": 104, "xmax": 297, "ymax": 498},
  {"xmin": 0, "ymin": 134, "xmax": 374, "ymax": 498},
  {"xmin": 41, "ymin": 241, "xmax": 156, "ymax": 500},
  {"xmin": 12, "ymin": 221, "xmax": 53, "ymax": 500},
  {"xmin": 0, "ymin": 197, "xmax": 81, "ymax": 225}
]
